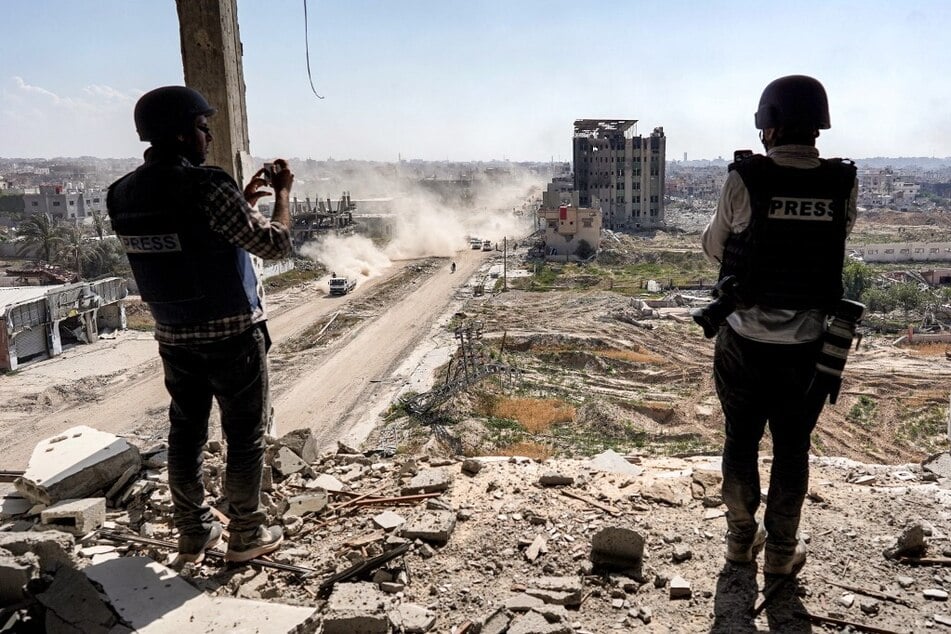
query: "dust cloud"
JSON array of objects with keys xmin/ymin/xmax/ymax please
[{"xmin": 297, "ymin": 168, "xmax": 543, "ymax": 285}]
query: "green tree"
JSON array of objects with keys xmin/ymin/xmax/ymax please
[
  {"xmin": 888, "ymin": 282, "xmax": 925, "ymax": 319},
  {"xmin": 842, "ymin": 258, "xmax": 874, "ymax": 301},
  {"xmin": 575, "ymin": 239, "xmax": 594, "ymax": 260},
  {"xmin": 16, "ymin": 213, "xmax": 67, "ymax": 262},
  {"xmin": 56, "ymin": 226, "xmax": 104, "ymax": 281},
  {"xmin": 861, "ymin": 286, "xmax": 896, "ymax": 314},
  {"xmin": 90, "ymin": 210, "xmax": 109, "ymax": 240}
]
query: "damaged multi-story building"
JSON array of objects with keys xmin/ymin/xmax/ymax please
[{"xmin": 572, "ymin": 119, "xmax": 666, "ymax": 230}]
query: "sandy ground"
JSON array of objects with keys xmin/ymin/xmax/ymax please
[{"xmin": 0, "ymin": 249, "xmax": 492, "ymax": 468}]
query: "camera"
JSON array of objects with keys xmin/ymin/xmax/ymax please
[
  {"xmin": 809, "ymin": 298, "xmax": 865, "ymax": 405},
  {"xmin": 691, "ymin": 275, "xmax": 741, "ymax": 338},
  {"xmin": 261, "ymin": 162, "xmax": 279, "ymax": 186}
]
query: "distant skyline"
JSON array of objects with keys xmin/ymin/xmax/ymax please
[{"xmin": 2, "ymin": 1, "xmax": 951, "ymax": 162}]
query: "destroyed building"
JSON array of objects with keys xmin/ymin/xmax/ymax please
[{"xmin": 537, "ymin": 204, "xmax": 602, "ymax": 261}]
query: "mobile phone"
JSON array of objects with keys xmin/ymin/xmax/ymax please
[{"xmin": 262, "ymin": 162, "xmax": 278, "ymax": 185}]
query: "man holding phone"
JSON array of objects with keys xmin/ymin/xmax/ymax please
[{"xmin": 107, "ymin": 85, "xmax": 294, "ymax": 564}]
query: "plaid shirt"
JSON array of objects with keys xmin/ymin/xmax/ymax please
[{"xmin": 154, "ymin": 158, "xmax": 292, "ymax": 345}]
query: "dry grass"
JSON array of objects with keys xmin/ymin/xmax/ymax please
[
  {"xmin": 498, "ymin": 441, "xmax": 554, "ymax": 461},
  {"xmin": 906, "ymin": 342, "xmax": 951, "ymax": 357},
  {"xmin": 490, "ymin": 397, "xmax": 576, "ymax": 433},
  {"xmin": 595, "ymin": 348, "xmax": 664, "ymax": 364},
  {"xmin": 124, "ymin": 300, "xmax": 155, "ymax": 331}
]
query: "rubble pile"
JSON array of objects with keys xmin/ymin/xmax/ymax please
[{"xmin": 1, "ymin": 425, "xmax": 950, "ymax": 632}]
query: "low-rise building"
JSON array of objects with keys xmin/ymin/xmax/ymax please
[{"xmin": 538, "ymin": 204, "xmax": 601, "ymax": 260}]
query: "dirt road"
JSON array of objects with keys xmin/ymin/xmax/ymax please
[{"xmin": 2, "ymin": 251, "xmax": 486, "ymax": 468}]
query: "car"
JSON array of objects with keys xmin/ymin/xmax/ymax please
[
  {"xmin": 328, "ymin": 276, "xmax": 357, "ymax": 295},
  {"xmin": 482, "ymin": 240, "xmax": 492, "ymax": 251},
  {"xmin": 470, "ymin": 238, "xmax": 482, "ymax": 250}
]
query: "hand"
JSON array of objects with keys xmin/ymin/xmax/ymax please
[{"xmin": 243, "ymin": 159, "xmax": 294, "ymax": 206}]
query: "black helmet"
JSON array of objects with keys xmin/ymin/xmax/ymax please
[
  {"xmin": 134, "ymin": 86, "xmax": 216, "ymax": 142},
  {"xmin": 754, "ymin": 75, "xmax": 830, "ymax": 131}
]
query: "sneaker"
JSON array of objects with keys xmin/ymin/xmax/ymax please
[
  {"xmin": 176, "ymin": 521, "xmax": 223, "ymax": 564},
  {"xmin": 225, "ymin": 525, "xmax": 283, "ymax": 563},
  {"xmin": 764, "ymin": 539, "xmax": 807, "ymax": 576},
  {"xmin": 725, "ymin": 523, "xmax": 767, "ymax": 564}
]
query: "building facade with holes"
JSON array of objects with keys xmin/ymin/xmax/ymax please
[{"xmin": 0, "ymin": 278, "xmax": 127, "ymax": 371}]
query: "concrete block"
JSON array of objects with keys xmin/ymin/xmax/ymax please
[
  {"xmin": 278, "ymin": 428, "xmax": 319, "ymax": 464},
  {"xmin": 461, "ymin": 459, "xmax": 483, "ymax": 476},
  {"xmin": 525, "ymin": 577, "xmax": 583, "ymax": 606},
  {"xmin": 0, "ymin": 530, "xmax": 75, "ymax": 573},
  {"xmin": 0, "ymin": 551, "xmax": 38, "ymax": 606},
  {"xmin": 85, "ymin": 556, "xmax": 315, "ymax": 632},
  {"xmin": 590, "ymin": 527, "xmax": 645, "ymax": 572},
  {"xmin": 388, "ymin": 603, "xmax": 435, "ymax": 633},
  {"xmin": 36, "ymin": 566, "xmax": 118, "ymax": 633},
  {"xmin": 401, "ymin": 469, "xmax": 452, "ymax": 495},
  {"xmin": 15, "ymin": 426, "xmax": 141, "ymax": 506},
  {"xmin": 669, "ymin": 575, "xmax": 691, "ymax": 600},
  {"xmin": 372, "ymin": 510, "xmax": 406, "ymax": 531},
  {"xmin": 587, "ymin": 449, "xmax": 644, "ymax": 476},
  {"xmin": 0, "ymin": 496, "xmax": 32, "ymax": 520},
  {"xmin": 270, "ymin": 446, "xmax": 307, "ymax": 477},
  {"xmin": 481, "ymin": 607, "xmax": 512, "ymax": 634},
  {"xmin": 401, "ymin": 510, "xmax": 456, "ymax": 545},
  {"xmin": 41, "ymin": 498, "xmax": 106, "ymax": 535},
  {"xmin": 538, "ymin": 472, "xmax": 574, "ymax": 486},
  {"xmin": 323, "ymin": 582, "xmax": 391, "ymax": 634},
  {"xmin": 307, "ymin": 473, "xmax": 347, "ymax": 493},
  {"xmin": 283, "ymin": 491, "xmax": 328, "ymax": 517}
]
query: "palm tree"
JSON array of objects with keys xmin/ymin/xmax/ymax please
[
  {"xmin": 90, "ymin": 210, "xmax": 109, "ymax": 240},
  {"xmin": 57, "ymin": 226, "xmax": 104, "ymax": 281},
  {"xmin": 16, "ymin": 213, "xmax": 67, "ymax": 263}
]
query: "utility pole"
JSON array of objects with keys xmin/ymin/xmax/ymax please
[
  {"xmin": 503, "ymin": 237, "xmax": 507, "ymax": 292},
  {"xmin": 175, "ymin": 0, "xmax": 250, "ymax": 183}
]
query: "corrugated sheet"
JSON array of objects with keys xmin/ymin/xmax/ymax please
[{"xmin": 0, "ymin": 285, "xmax": 62, "ymax": 310}]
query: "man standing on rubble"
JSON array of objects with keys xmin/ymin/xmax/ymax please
[
  {"xmin": 701, "ymin": 75, "xmax": 857, "ymax": 576},
  {"xmin": 107, "ymin": 86, "xmax": 292, "ymax": 564}
]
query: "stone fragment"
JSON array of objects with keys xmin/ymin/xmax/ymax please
[
  {"xmin": 0, "ymin": 551, "xmax": 38, "ymax": 605},
  {"xmin": 401, "ymin": 469, "xmax": 453, "ymax": 495},
  {"xmin": 507, "ymin": 610, "xmax": 572, "ymax": 634},
  {"xmin": 859, "ymin": 598, "xmax": 879, "ymax": 615},
  {"xmin": 79, "ymin": 545, "xmax": 116, "ymax": 558},
  {"xmin": 525, "ymin": 577, "xmax": 583, "ymax": 606},
  {"xmin": 324, "ymin": 581, "xmax": 391, "ymax": 633},
  {"xmin": 307, "ymin": 473, "xmax": 347, "ymax": 493},
  {"xmin": 896, "ymin": 575, "xmax": 915, "ymax": 589},
  {"xmin": 525, "ymin": 535, "xmax": 547, "ymax": 562},
  {"xmin": 337, "ymin": 440, "xmax": 361, "ymax": 455},
  {"xmin": 669, "ymin": 576, "xmax": 691, "ymax": 600},
  {"xmin": 587, "ymin": 450, "xmax": 644, "ymax": 476},
  {"xmin": 538, "ymin": 472, "xmax": 574, "ymax": 486},
  {"xmin": 283, "ymin": 491, "xmax": 328, "ymax": 517},
  {"xmin": 481, "ymin": 606, "xmax": 512, "ymax": 634},
  {"xmin": 884, "ymin": 522, "xmax": 927, "ymax": 559},
  {"xmin": 236, "ymin": 571, "xmax": 270, "ymax": 600},
  {"xmin": 505, "ymin": 593, "xmax": 545, "ymax": 612},
  {"xmin": 672, "ymin": 544, "xmax": 692, "ymax": 563},
  {"xmin": 388, "ymin": 602, "xmax": 435, "ymax": 633},
  {"xmin": 40, "ymin": 497, "xmax": 106, "ymax": 535},
  {"xmin": 0, "ymin": 496, "xmax": 32, "ymax": 520},
  {"xmin": 380, "ymin": 581, "xmax": 405, "ymax": 594},
  {"xmin": 936, "ymin": 614, "xmax": 951, "ymax": 626},
  {"xmin": 838, "ymin": 593, "xmax": 855, "ymax": 608},
  {"xmin": 590, "ymin": 527, "xmax": 645, "ymax": 572},
  {"xmin": 461, "ymin": 459, "xmax": 483, "ymax": 476},
  {"xmin": 853, "ymin": 474, "xmax": 876, "ymax": 486},
  {"xmin": 36, "ymin": 566, "xmax": 118, "ymax": 633},
  {"xmin": 691, "ymin": 468, "xmax": 722, "ymax": 500},
  {"xmin": 417, "ymin": 543, "xmax": 436, "ymax": 558},
  {"xmin": 143, "ymin": 449, "xmax": 169, "ymax": 470},
  {"xmin": 372, "ymin": 510, "xmax": 406, "ymax": 531},
  {"xmin": 278, "ymin": 428, "xmax": 319, "ymax": 464},
  {"xmin": 922, "ymin": 452, "xmax": 951, "ymax": 479},
  {"xmin": 0, "ymin": 530, "xmax": 75, "ymax": 573},
  {"xmin": 638, "ymin": 606, "xmax": 653, "ymax": 624},
  {"xmin": 15, "ymin": 426, "xmax": 141, "ymax": 505},
  {"xmin": 402, "ymin": 510, "xmax": 456, "ymax": 545},
  {"xmin": 640, "ymin": 480, "xmax": 688, "ymax": 506},
  {"xmin": 924, "ymin": 588, "xmax": 949, "ymax": 601},
  {"xmin": 270, "ymin": 446, "xmax": 306, "ymax": 476}
]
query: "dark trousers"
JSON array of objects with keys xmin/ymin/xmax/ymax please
[
  {"xmin": 714, "ymin": 325, "xmax": 821, "ymax": 558},
  {"xmin": 158, "ymin": 324, "xmax": 270, "ymax": 537}
]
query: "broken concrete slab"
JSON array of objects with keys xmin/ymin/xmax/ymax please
[
  {"xmin": 388, "ymin": 603, "xmax": 435, "ymax": 633},
  {"xmin": 524, "ymin": 577, "xmax": 583, "ymax": 606},
  {"xmin": 282, "ymin": 491, "xmax": 328, "ymax": 517},
  {"xmin": 40, "ymin": 497, "xmax": 106, "ymax": 535},
  {"xmin": 277, "ymin": 428, "xmax": 319, "ymax": 464},
  {"xmin": 480, "ymin": 606, "xmax": 512, "ymax": 634},
  {"xmin": 538, "ymin": 472, "xmax": 574, "ymax": 486},
  {"xmin": 401, "ymin": 469, "xmax": 453, "ymax": 495},
  {"xmin": 15, "ymin": 425, "xmax": 141, "ymax": 505},
  {"xmin": 587, "ymin": 450, "xmax": 644, "ymax": 476},
  {"xmin": 590, "ymin": 527, "xmax": 645, "ymax": 572},
  {"xmin": 0, "ymin": 530, "xmax": 75, "ymax": 573},
  {"xmin": 504, "ymin": 593, "xmax": 545, "ymax": 612},
  {"xmin": 884, "ymin": 522, "xmax": 927, "ymax": 559},
  {"xmin": 323, "ymin": 581, "xmax": 391, "ymax": 634},
  {"xmin": 84, "ymin": 556, "xmax": 315, "ymax": 633},
  {"xmin": 461, "ymin": 459, "xmax": 483, "ymax": 476},
  {"xmin": 401, "ymin": 510, "xmax": 456, "ymax": 545},
  {"xmin": 639, "ymin": 480, "xmax": 689, "ymax": 506},
  {"xmin": 372, "ymin": 510, "xmax": 406, "ymax": 531},
  {"xmin": 0, "ymin": 495, "xmax": 32, "ymax": 520},
  {"xmin": 669, "ymin": 575, "xmax": 691, "ymax": 600},
  {"xmin": 0, "ymin": 551, "xmax": 38, "ymax": 606},
  {"xmin": 36, "ymin": 566, "xmax": 119, "ymax": 633},
  {"xmin": 525, "ymin": 534, "xmax": 547, "ymax": 562},
  {"xmin": 270, "ymin": 446, "xmax": 307, "ymax": 477},
  {"xmin": 922, "ymin": 452, "xmax": 951, "ymax": 479},
  {"xmin": 306, "ymin": 473, "xmax": 347, "ymax": 493}
]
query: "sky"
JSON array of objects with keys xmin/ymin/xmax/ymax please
[{"xmin": 2, "ymin": 1, "xmax": 950, "ymax": 162}]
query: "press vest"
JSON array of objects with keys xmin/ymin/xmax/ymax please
[
  {"xmin": 721, "ymin": 155, "xmax": 855, "ymax": 310},
  {"xmin": 107, "ymin": 157, "xmax": 260, "ymax": 326}
]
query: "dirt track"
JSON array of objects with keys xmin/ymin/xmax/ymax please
[{"xmin": 1, "ymin": 249, "xmax": 488, "ymax": 468}]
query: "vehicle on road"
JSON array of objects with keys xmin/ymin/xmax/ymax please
[
  {"xmin": 482, "ymin": 240, "xmax": 492, "ymax": 251},
  {"xmin": 329, "ymin": 276, "xmax": 357, "ymax": 296},
  {"xmin": 470, "ymin": 238, "xmax": 482, "ymax": 249}
]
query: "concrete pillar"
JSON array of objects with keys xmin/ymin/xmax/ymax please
[
  {"xmin": 83, "ymin": 311, "xmax": 99, "ymax": 344},
  {"xmin": 97, "ymin": 302, "xmax": 126, "ymax": 331},
  {"xmin": 175, "ymin": 0, "xmax": 250, "ymax": 184},
  {"xmin": 0, "ymin": 327, "xmax": 15, "ymax": 372}
]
